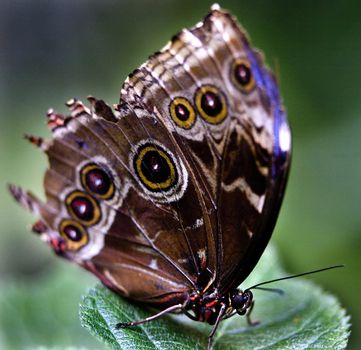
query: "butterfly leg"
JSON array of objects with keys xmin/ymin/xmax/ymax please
[
  {"xmin": 246, "ymin": 300, "xmax": 260, "ymax": 326},
  {"xmin": 207, "ymin": 303, "xmax": 227, "ymax": 350},
  {"xmin": 115, "ymin": 303, "xmax": 183, "ymax": 329}
]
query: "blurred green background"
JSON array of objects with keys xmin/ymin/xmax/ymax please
[{"xmin": 0, "ymin": 0, "xmax": 360, "ymax": 349}]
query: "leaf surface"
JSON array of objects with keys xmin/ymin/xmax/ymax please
[{"xmin": 79, "ymin": 246, "xmax": 350, "ymax": 350}]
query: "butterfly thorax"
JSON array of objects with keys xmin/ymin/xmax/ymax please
[{"xmin": 185, "ymin": 288, "xmax": 253, "ymax": 325}]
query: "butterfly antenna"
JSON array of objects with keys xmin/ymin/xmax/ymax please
[
  {"xmin": 252, "ymin": 286, "xmax": 284, "ymax": 295},
  {"xmin": 248, "ymin": 265, "xmax": 344, "ymax": 290}
]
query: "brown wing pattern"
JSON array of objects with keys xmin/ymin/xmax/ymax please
[
  {"xmin": 11, "ymin": 96, "xmax": 219, "ymax": 306},
  {"xmin": 47, "ymin": 100, "xmax": 218, "ymax": 305},
  {"xmin": 9, "ymin": 6, "xmax": 291, "ymax": 306},
  {"xmin": 120, "ymin": 8, "xmax": 291, "ymax": 292}
]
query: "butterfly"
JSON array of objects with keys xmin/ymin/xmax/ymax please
[{"xmin": 9, "ymin": 4, "xmax": 291, "ymax": 349}]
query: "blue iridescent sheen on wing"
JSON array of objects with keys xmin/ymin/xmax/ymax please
[{"xmin": 243, "ymin": 41, "xmax": 290, "ymax": 178}]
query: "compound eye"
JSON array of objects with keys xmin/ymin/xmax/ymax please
[
  {"xmin": 65, "ymin": 191, "xmax": 101, "ymax": 226},
  {"xmin": 133, "ymin": 143, "xmax": 177, "ymax": 192},
  {"xmin": 195, "ymin": 85, "xmax": 227, "ymax": 124},
  {"xmin": 59, "ymin": 220, "xmax": 88, "ymax": 251},
  {"xmin": 81, "ymin": 163, "xmax": 115, "ymax": 200},
  {"xmin": 231, "ymin": 290, "xmax": 253, "ymax": 310},
  {"xmin": 232, "ymin": 58, "xmax": 256, "ymax": 93},
  {"xmin": 169, "ymin": 97, "xmax": 196, "ymax": 129}
]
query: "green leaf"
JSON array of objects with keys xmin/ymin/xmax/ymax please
[{"xmin": 79, "ymin": 246, "xmax": 350, "ymax": 349}]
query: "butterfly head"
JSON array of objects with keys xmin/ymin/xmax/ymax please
[{"xmin": 231, "ymin": 289, "xmax": 253, "ymax": 315}]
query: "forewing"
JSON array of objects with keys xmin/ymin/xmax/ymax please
[{"xmin": 120, "ymin": 6, "xmax": 291, "ymax": 292}]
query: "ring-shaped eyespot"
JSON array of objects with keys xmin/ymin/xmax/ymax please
[
  {"xmin": 80, "ymin": 163, "xmax": 115, "ymax": 200},
  {"xmin": 232, "ymin": 58, "xmax": 256, "ymax": 94},
  {"xmin": 169, "ymin": 97, "xmax": 196, "ymax": 129},
  {"xmin": 134, "ymin": 143, "xmax": 178, "ymax": 192},
  {"xmin": 59, "ymin": 219, "xmax": 88, "ymax": 251},
  {"xmin": 195, "ymin": 85, "xmax": 227, "ymax": 124},
  {"xmin": 65, "ymin": 191, "xmax": 101, "ymax": 226}
]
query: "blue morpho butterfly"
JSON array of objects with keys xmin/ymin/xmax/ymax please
[{"xmin": 10, "ymin": 4, "xmax": 296, "ymax": 349}]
